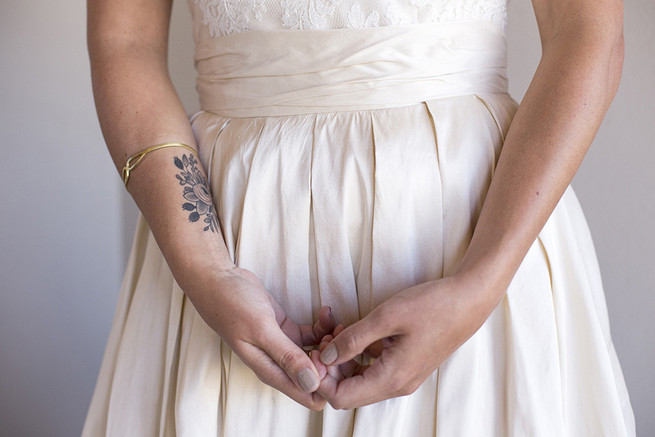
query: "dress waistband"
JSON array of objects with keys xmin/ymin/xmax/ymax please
[{"xmin": 195, "ymin": 21, "xmax": 508, "ymax": 117}]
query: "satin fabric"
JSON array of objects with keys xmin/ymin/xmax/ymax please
[
  {"xmin": 83, "ymin": 22, "xmax": 635, "ymax": 437},
  {"xmin": 195, "ymin": 22, "xmax": 508, "ymax": 116}
]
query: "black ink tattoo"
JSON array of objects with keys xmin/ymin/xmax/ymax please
[{"xmin": 174, "ymin": 154, "xmax": 219, "ymax": 233}]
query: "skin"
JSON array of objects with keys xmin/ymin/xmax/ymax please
[{"xmin": 88, "ymin": 0, "xmax": 624, "ymax": 412}]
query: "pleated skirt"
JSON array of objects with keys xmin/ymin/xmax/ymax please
[{"xmin": 83, "ymin": 91, "xmax": 634, "ymax": 436}]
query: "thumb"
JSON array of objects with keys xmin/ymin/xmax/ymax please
[
  {"xmin": 297, "ymin": 305, "xmax": 336, "ymax": 347},
  {"xmin": 320, "ymin": 310, "xmax": 391, "ymax": 366},
  {"xmin": 262, "ymin": 329, "xmax": 321, "ymax": 393}
]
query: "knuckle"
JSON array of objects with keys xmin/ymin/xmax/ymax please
[
  {"xmin": 396, "ymin": 378, "xmax": 421, "ymax": 397},
  {"xmin": 371, "ymin": 303, "xmax": 394, "ymax": 326},
  {"xmin": 247, "ymin": 364, "xmax": 276, "ymax": 388},
  {"xmin": 398, "ymin": 385, "xmax": 414, "ymax": 397},
  {"xmin": 408, "ymin": 380, "xmax": 422, "ymax": 395},
  {"xmin": 278, "ymin": 349, "xmax": 303, "ymax": 373},
  {"xmin": 254, "ymin": 372, "xmax": 272, "ymax": 386},
  {"xmin": 308, "ymin": 400, "xmax": 326, "ymax": 411},
  {"xmin": 388, "ymin": 376, "xmax": 406, "ymax": 395},
  {"xmin": 343, "ymin": 333, "xmax": 360, "ymax": 355},
  {"xmin": 249, "ymin": 329, "xmax": 264, "ymax": 345}
]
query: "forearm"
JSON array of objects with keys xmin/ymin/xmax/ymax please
[
  {"xmin": 456, "ymin": 23, "xmax": 624, "ymax": 307},
  {"xmin": 89, "ymin": 19, "xmax": 234, "ymax": 292}
]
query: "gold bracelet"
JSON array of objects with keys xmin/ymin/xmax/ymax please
[{"xmin": 121, "ymin": 142, "xmax": 198, "ymax": 188}]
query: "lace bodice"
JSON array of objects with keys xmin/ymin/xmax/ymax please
[{"xmin": 187, "ymin": 0, "xmax": 507, "ymax": 39}]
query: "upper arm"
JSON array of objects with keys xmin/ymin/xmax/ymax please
[
  {"xmin": 87, "ymin": 0, "xmax": 173, "ymax": 60},
  {"xmin": 531, "ymin": 0, "xmax": 623, "ymax": 49},
  {"xmin": 530, "ymin": 0, "xmax": 624, "ymax": 97}
]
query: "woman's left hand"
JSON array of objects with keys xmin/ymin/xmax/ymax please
[{"xmin": 314, "ymin": 275, "xmax": 500, "ymax": 409}]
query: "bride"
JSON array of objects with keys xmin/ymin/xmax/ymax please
[{"xmin": 84, "ymin": 0, "xmax": 634, "ymax": 435}]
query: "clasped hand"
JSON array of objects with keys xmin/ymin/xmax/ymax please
[{"xmin": 196, "ymin": 266, "xmax": 491, "ymax": 411}]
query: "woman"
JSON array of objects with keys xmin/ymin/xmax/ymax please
[{"xmin": 84, "ymin": 0, "xmax": 634, "ymax": 435}]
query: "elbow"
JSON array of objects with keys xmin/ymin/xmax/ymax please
[
  {"xmin": 589, "ymin": 9, "xmax": 624, "ymax": 105},
  {"xmin": 592, "ymin": 0, "xmax": 625, "ymax": 101},
  {"xmin": 535, "ymin": 0, "xmax": 624, "ymax": 107},
  {"xmin": 607, "ymin": 24, "xmax": 624, "ymax": 102},
  {"xmin": 591, "ymin": 3, "xmax": 624, "ymax": 101},
  {"xmin": 547, "ymin": 7, "xmax": 624, "ymax": 104},
  {"xmin": 87, "ymin": 12, "xmax": 168, "ymax": 69}
]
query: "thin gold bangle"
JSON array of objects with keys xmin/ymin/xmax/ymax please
[{"xmin": 121, "ymin": 142, "xmax": 198, "ymax": 189}]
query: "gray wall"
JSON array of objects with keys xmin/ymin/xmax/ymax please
[{"xmin": 0, "ymin": 0, "xmax": 652, "ymax": 435}]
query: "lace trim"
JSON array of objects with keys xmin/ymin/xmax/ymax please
[
  {"xmin": 195, "ymin": 0, "xmax": 507, "ymax": 38},
  {"xmin": 195, "ymin": 0, "xmax": 267, "ymax": 37},
  {"xmin": 347, "ymin": 1, "xmax": 410, "ymax": 27},
  {"xmin": 409, "ymin": 0, "xmax": 506, "ymax": 25}
]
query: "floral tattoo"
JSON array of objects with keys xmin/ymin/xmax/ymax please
[{"xmin": 174, "ymin": 154, "xmax": 219, "ymax": 233}]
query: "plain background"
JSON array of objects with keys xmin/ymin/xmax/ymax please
[{"xmin": 0, "ymin": 0, "xmax": 652, "ymax": 435}]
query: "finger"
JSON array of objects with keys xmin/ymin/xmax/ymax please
[
  {"xmin": 310, "ymin": 348, "xmax": 330, "ymax": 381},
  {"xmin": 320, "ymin": 310, "xmax": 394, "ymax": 366},
  {"xmin": 322, "ymin": 351, "xmax": 411, "ymax": 410},
  {"xmin": 339, "ymin": 359, "xmax": 364, "ymax": 378},
  {"xmin": 261, "ymin": 327, "xmax": 322, "ymax": 393},
  {"xmin": 238, "ymin": 341, "xmax": 327, "ymax": 410},
  {"xmin": 319, "ymin": 336, "xmax": 363, "ymax": 379},
  {"xmin": 309, "ymin": 350, "xmax": 328, "ymax": 380},
  {"xmin": 319, "ymin": 335, "xmax": 334, "ymax": 350},
  {"xmin": 313, "ymin": 352, "xmax": 345, "ymax": 396},
  {"xmin": 299, "ymin": 306, "xmax": 336, "ymax": 346}
]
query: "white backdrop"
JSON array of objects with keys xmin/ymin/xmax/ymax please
[{"xmin": 0, "ymin": 0, "xmax": 652, "ymax": 435}]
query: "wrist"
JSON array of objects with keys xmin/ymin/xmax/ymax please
[
  {"xmin": 165, "ymin": 242, "xmax": 236, "ymax": 290},
  {"xmin": 449, "ymin": 260, "xmax": 509, "ymax": 312},
  {"xmin": 173, "ymin": 256, "xmax": 238, "ymax": 302}
]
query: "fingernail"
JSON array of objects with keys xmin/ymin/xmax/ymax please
[
  {"xmin": 321, "ymin": 344, "xmax": 338, "ymax": 365},
  {"xmin": 298, "ymin": 368, "xmax": 319, "ymax": 392}
]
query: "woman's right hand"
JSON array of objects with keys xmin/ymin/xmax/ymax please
[{"xmin": 184, "ymin": 265, "xmax": 336, "ymax": 410}]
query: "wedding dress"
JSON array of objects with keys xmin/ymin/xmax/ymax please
[{"xmin": 83, "ymin": 1, "xmax": 635, "ymax": 435}]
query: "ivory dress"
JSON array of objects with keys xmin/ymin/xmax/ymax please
[{"xmin": 83, "ymin": 0, "xmax": 635, "ymax": 436}]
